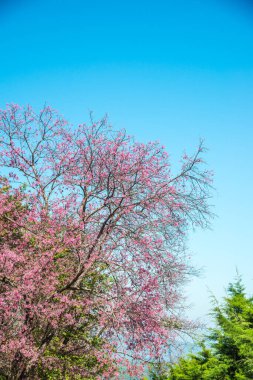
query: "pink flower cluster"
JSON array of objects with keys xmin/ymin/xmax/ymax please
[{"xmin": 0, "ymin": 104, "xmax": 212, "ymax": 378}]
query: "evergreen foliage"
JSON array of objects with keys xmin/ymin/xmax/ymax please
[{"xmin": 160, "ymin": 278, "xmax": 253, "ymax": 379}]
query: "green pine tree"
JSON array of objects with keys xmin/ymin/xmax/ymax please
[{"xmin": 151, "ymin": 277, "xmax": 253, "ymax": 380}]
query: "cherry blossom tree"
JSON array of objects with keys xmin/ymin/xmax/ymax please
[{"xmin": 0, "ymin": 104, "xmax": 212, "ymax": 379}]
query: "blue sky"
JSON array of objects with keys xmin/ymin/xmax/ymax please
[{"xmin": 0, "ymin": 0, "xmax": 253, "ymax": 321}]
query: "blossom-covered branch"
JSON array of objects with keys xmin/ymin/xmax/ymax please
[{"xmin": 0, "ymin": 104, "xmax": 213, "ymax": 379}]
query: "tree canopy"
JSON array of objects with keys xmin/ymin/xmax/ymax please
[
  {"xmin": 0, "ymin": 104, "xmax": 212, "ymax": 379},
  {"xmin": 164, "ymin": 278, "xmax": 253, "ymax": 380}
]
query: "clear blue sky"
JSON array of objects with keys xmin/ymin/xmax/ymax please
[{"xmin": 1, "ymin": 0, "xmax": 253, "ymax": 321}]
